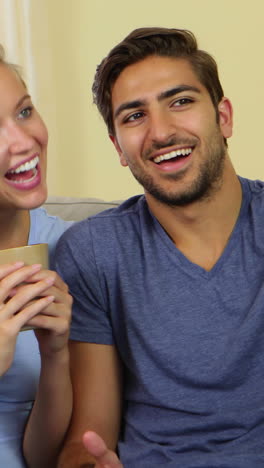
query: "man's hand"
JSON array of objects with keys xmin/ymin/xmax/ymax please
[{"xmin": 82, "ymin": 431, "xmax": 123, "ymax": 468}]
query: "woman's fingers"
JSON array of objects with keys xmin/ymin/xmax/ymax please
[
  {"xmin": 0, "ymin": 276, "xmax": 55, "ymax": 321},
  {"xmin": 0, "ymin": 265, "xmax": 70, "ymax": 374},
  {"xmin": 0, "ymin": 261, "xmax": 25, "ymax": 279},
  {"xmin": 26, "ymin": 296, "xmax": 72, "ymax": 334},
  {"xmin": 0, "ymin": 263, "xmax": 42, "ymax": 302},
  {"xmin": 25, "ymin": 269, "xmax": 69, "ymax": 292},
  {"xmin": 26, "ymin": 308, "xmax": 70, "ymax": 334},
  {"xmin": 12, "ymin": 295, "xmax": 55, "ymax": 331},
  {"xmin": 34, "ymin": 285, "xmax": 72, "ymax": 310},
  {"xmin": 7, "ymin": 271, "xmax": 70, "ymax": 307}
]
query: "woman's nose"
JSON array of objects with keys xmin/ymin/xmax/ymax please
[{"xmin": 4, "ymin": 122, "xmax": 34, "ymax": 155}]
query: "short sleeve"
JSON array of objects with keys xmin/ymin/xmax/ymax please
[{"xmin": 55, "ymin": 221, "xmax": 114, "ymax": 344}]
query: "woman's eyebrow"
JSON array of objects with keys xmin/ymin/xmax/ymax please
[{"xmin": 15, "ymin": 94, "xmax": 31, "ymax": 110}]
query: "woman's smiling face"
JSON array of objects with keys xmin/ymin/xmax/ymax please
[{"xmin": 0, "ymin": 64, "xmax": 48, "ymax": 211}]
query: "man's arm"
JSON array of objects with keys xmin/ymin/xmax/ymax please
[{"xmin": 58, "ymin": 340, "xmax": 123, "ymax": 468}]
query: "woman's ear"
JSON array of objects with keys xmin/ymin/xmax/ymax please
[
  {"xmin": 218, "ymin": 97, "xmax": 233, "ymax": 139},
  {"xmin": 109, "ymin": 134, "xmax": 128, "ymax": 167}
]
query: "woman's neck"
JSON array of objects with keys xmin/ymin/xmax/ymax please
[{"xmin": 0, "ymin": 209, "xmax": 30, "ymax": 250}]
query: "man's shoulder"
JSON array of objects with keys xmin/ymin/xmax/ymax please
[
  {"xmin": 240, "ymin": 176, "xmax": 264, "ymax": 197},
  {"xmin": 55, "ymin": 195, "xmax": 147, "ymax": 268},
  {"xmin": 90, "ymin": 194, "xmax": 145, "ymax": 220},
  {"xmin": 61, "ymin": 194, "xmax": 145, "ymax": 238}
]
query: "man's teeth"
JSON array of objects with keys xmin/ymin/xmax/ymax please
[
  {"xmin": 8, "ymin": 156, "xmax": 39, "ymax": 174},
  {"xmin": 153, "ymin": 148, "xmax": 192, "ymax": 164}
]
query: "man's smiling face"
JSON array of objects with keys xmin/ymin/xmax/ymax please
[{"xmin": 111, "ymin": 55, "xmax": 232, "ymax": 206}]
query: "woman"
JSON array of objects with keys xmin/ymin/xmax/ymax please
[{"xmin": 0, "ymin": 45, "xmax": 73, "ymax": 467}]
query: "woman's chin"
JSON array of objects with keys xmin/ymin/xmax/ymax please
[{"xmin": 20, "ymin": 187, "xmax": 48, "ymax": 210}]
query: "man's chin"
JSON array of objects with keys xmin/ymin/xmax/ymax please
[{"xmin": 145, "ymin": 182, "xmax": 213, "ymax": 207}]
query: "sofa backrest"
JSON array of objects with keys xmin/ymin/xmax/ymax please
[{"xmin": 43, "ymin": 196, "xmax": 121, "ymax": 222}]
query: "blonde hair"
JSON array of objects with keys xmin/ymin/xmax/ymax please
[{"xmin": 0, "ymin": 44, "xmax": 26, "ymax": 87}]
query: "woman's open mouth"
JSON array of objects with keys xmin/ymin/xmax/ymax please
[
  {"xmin": 5, "ymin": 155, "xmax": 41, "ymax": 191},
  {"xmin": 5, "ymin": 155, "xmax": 39, "ymax": 184}
]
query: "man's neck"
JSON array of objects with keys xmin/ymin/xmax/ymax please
[
  {"xmin": 0, "ymin": 209, "xmax": 30, "ymax": 250},
  {"xmin": 145, "ymin": 163, "xmax": 242, "ymax": 271}
]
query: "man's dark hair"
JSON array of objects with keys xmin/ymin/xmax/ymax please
[{"xmin": 92, "ymin": 27, "xmax": 224, "ymax": 136}]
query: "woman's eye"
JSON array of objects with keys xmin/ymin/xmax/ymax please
[
  {"xmin": 125, "ymin": 111, "xmax": 144, "ymax": 123},
  {"xmin": 18, "ymin": 106, "xmax": 33, "ymax": 120}
]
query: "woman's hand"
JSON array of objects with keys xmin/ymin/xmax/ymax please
[
  {"xmin": 23, "ymin": 268, "xmax": 72, "ymax": 359},
  {"xmin": 0, "ymin": 262, "xmax": 56, "ymax": 376}
]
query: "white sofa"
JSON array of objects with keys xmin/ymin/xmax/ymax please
[{"xmin": 43, "ymin": 195, "xmax": 121, "ymax": 221}]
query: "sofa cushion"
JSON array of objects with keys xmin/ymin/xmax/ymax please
[{"xmin": 43, "ymin": 196, "xmax": 121, "ymax": 222}]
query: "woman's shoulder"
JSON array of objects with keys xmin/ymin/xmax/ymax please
[{"xmin": 28, "ymin": 207, "xmax": 74, "ymax": 256}]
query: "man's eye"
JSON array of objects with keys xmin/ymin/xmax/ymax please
[
  {"xmin": 17, "ymin": 106, "xmax": 33, "ymax": 120},
  {"xmin": 173, "ymin": 98, "xmax": 193, "ymax": 107},
  {"xmin": 124, "ymin": 111, "xmax": 144, "ymax": 123}
]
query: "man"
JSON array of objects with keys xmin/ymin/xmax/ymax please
[{"xmin": 57, "ymin": 27, "xmax": 264, "ymax": 467}]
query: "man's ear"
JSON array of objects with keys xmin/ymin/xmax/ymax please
[
  {"xmin": 109, "ymin": 134, "xmax": 128, "ymax": 167},
  {"xmin": 218, "ymin": 97, "xmax": 233, "ymax": 139}
]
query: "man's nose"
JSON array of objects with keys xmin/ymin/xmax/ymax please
[
  {"xmin": 147, "ymin": 110, "xmax": 176, "ymax": 145},
  {"xmin": 4, "ymin": 122, "xmax": 34, "ymax": 155}
]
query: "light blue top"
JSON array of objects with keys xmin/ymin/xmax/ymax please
[
  {"xmin": 56, "ymin": 177, "xmax": 264, "ymax": 467},
  {"xmin": 0, "ymin": 207, "xmax": 72, "ymax": 467}
]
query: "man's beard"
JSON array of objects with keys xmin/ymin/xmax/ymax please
[{"xmin": 127, "ymin": 129, "xmax": 227, "ymax": 207}]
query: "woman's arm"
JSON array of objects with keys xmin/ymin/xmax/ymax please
[
  {"xmin": 23, "ymin": 347, "xmax": 72, "ymax": 468},
  {"xmin": 22, "ymin": 269, "xmax": 73, "ymax": 468}
]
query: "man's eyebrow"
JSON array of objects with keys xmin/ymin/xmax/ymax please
[
  {"xmin": 158, "ymin": 85, "xmax": 201, "ymax": 101},
  {"xmin": 15, "ymin": 94, "xmax": 31, "ymax": 110},
  {"xmin": 113, "ymin": 85, "xmax": 201, "ymax": 120},
  {"xmin": 114, "ymin": 99, "xmax": 146, "ymax": 120}
]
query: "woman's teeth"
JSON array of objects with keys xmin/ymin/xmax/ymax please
[
  {"xmin": 5, "ymin": 155, "xmax": 39, "ymax": 184},
  {"xmin": 153, "ymin": 148, "xmax": 192, "ymax": 164},
  {"xmin": 7, "ymin": 155, "xmax": 39, "ymax": 174}
]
